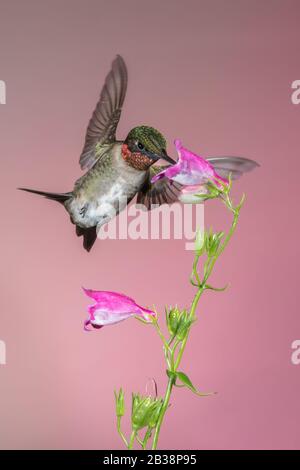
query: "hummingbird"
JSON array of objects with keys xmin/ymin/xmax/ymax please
[{"xmin": 19, "ymin": 55, "xmax": 257, "ymax": 252}]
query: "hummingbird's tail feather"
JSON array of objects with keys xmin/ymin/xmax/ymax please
[
  {"xmin": 18, "ymin": 187, "xmax": 72, "ymax": 204},
  {"xmin": 75, "ymin": 225, "xmax": 97, "ymax": 252},
  {"xmin": 206, "ymin": 156, "xmax": 259, "ymax": 180}
]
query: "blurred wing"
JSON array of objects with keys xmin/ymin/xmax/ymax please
[
  {"xmin": 206, "ymin": 156, "xmax": 259, "ymax": 180},
  {"xmin": 79, "ymin": 55, "xmax": 128, "ymax": 170},
  {"xmin": 137, "ymin": 166, "xmax": 182, "ymax": 210}
]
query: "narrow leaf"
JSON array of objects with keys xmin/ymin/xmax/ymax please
[
  {"xmin": 205, "ymin": 283, "xmax": 229, "ymax": 292},
  {"xmin": 176, "ymin": 371, "xmax": 216, "ymax": 397}
]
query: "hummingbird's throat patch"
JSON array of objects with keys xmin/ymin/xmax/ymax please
[{"xmin": 121, "ymin": 143, "xmax": 152, "ymax": 171}]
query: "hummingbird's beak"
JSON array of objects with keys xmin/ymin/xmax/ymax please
[
  {"xmin": 159, "ymin": 149, "xmax": 176, "ymax": 165},
  {"xmin": 146, "ymin": 148, "xmax": 177, "ymax": 165}
]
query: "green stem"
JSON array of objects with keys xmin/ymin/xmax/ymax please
[
  {"xmin": 152, "ymin": 289, "xmax": 205, "ymax": 450},
  {"xmin": 175, "ymin": 197, "xmax": 243, "ymax": 371},
  {"xmin": 151, "ymin": 192, "xmax": 244, "ymax": 450},
  {"xmin": 152, "ymin": 377, "xmax": 174, "ymax": 449},
  {"xmin": 170, "ymin": 339, "xmax": 180, "ymax": 370},
  {"xmin": 128, "ymin": 430, "xmax": 136, "ymax": 450},
  {"xmin": 153, "ymin": 319, "xmax": 171, "ymax": 353},
  {"xmin": 153, "ymin": 318, "xmax": 172, "ymax": 368},
  {"xmin": 116, "ymin": 416, "xmax": 128, "ymax": 448},
  {"xmin": 142, "ymin": 428, "xmax": 152, "ymax": 449},
  {"xmin": 174, "ymin": 286, "xmax": 205, "ymax": 371},
  {"xmin": 136, "ymin": 434, "xmax": 144, "ymax": 448}
]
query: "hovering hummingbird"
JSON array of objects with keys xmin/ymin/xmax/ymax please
[{"xmin": 19, "ymin": 55, "xmax": 257, "ymax": 252}]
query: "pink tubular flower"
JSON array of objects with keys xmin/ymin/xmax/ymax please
[
  {"xmin": 151, "ymin": 139, "xmax": 228, "ymax": 187},
  {"xmin": 178, "ymin": 184, "xmax": 209, "ymax": 204},
  {"xmin": 83, "ymin": 289, "xmax": 156, "ymax": 330}
]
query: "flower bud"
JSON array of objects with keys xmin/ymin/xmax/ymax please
[
  {"xmin": 206, "ymin": 179, "xmax": 228, "ymax": 198},
  {"xmin": 176, "ymin": 310, "xmax": 193, "ymax": 341},
  {"xmin": 166, "ymin": 307, "xmax": 193, "ymax": 341},
  {"xmin": 166, "ymin": 306, "xmax": 181, "ymax": 336},
  {"xmin": 147, "ymin": 399, "xmax": 163, "ymax": 429},
  {"xmin": 205, "ymin": 230, "xmax": 224, "ymax": 257},
  {"xmin": 195, "ymin": 229, "xmax": 205, "ymax": 256},
  {"xmin": 114, "ymin": 388, "xmax": 125, "ymax": 417},
  {"xmin": 131, "ymin": 393, "xmax": 163, "ymax": 431}
]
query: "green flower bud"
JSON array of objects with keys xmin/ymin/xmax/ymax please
[
  {"xmin": 131, "ymin": 393, "xmax": 163, "ymax": 431},
  {"xmin": 147, "ymin": 399, "xmax": 163, "ymax": 429},
  {"xmin": 114, "ymin": 388, "xmax": 125, "ymax": 417},
  {"xmin": 166, "ymin": 307, "xmax": 193, "ymax": 341},
  {"xmin": 205, "ymin": 230, "xmax": 224, "ymax": 257},
  {"xmin": 195, "ymin": 229, "xmax": 205, "ymax": 256},
  {"xmin": 176, "ymin": 311, "xmax": 193, "ymax": 341},
  {"xmin": 166, "ymin": 306, "xmax": 181, "ymax": 336},
  {"xmin": 205, "ymin": 181, "xmax": 222, "ymax": 199}
]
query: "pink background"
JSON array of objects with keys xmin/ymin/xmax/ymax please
[{"xmin": 0, "ymin": 0, "xmax": 299, "ymax": 450}]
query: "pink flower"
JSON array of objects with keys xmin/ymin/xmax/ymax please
[
  {"xmin": 178, "ymin": 184, "xmax": 209, "ymax": 204},
  {"xmin": 151, "ymin": 139, "xmax": 228, "ymax": 186},
  {"xmin": 83, "ymin": 289, "xmax": 156, "ymax": 330}
]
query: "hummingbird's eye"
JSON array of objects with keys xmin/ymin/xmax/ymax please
[{"xmin": 137, "ymin": 142, "xmax": 144, "ymax": 151}]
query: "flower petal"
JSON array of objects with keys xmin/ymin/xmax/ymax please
[
  {"xmin": 83, "ymin": 288, "xmax": 136, "ymax": 306},
  {"xmin": 84, "ymin": 318, "xmax": 92, "ymax": 331},
  {"xmin": 83, "ymin": 289, "xmax": 156, "ymax": 330},
  {"xmin": 151, "ymin": 139, "xmax": 227, "ymax": 187},
  {"xmin": 178, "ymin": 184, "xmax": 208, "ymax": 204}
]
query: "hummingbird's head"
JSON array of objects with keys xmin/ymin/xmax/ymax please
[{"xmin": 123, "ymin": 126, "xmax": 176, "ymax": 170}]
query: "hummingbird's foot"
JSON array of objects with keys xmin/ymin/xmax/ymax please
[{"xmin": 79, "ymin": 204, "xmax": 88, "ymax": 218}]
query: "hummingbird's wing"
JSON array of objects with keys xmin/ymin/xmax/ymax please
[
  {"xmin": 136, "ymin": 165, "xmax": 182, "ymax": 210},
  {"xmin": 206, "ymin": 156, "xmax": 259, "ymax": 180},
  {"xmin": 79, "ymin": 55, "xmax": 128, "ymax": 170}
]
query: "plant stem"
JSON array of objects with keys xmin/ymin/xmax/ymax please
[
  {"xmin": 128, "ymin": 430, "xmax": 136, "ymax": 450},
  {"xmin": 153, "ymin": 318, "xmax": 172, "ymax": 368},
  {"xmin": 142, "ymin": 428, "xmax": 152, "ymax": 449},
  {"xmin": 174, "ymin": 286, "xmax": 205, "ymax": 371},
  {"xmin": 136, "ymin": 434, "xmax": 144, "ymax": 448},
  {"xmin": 151, "ymin": 192, "xmax": 244, "ymax": 450},
  {"xmin": 116, "ymin": 416, "xmax": 128, "ymax": 448},
  {"xmin": 152, "ymin": 376, "xmax": 174, "ymax": 449},
  {"xmin": 176, "ymin": 196, "xmax": 243, "ymax": 373},
  {"xmin": 151, "ymin": 286, "xmax": 205, "ymax": 449}
]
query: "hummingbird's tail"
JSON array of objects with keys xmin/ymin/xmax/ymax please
[{"xmin": 18, "ymin": 187, "xmax": 72, "ymax": 204}]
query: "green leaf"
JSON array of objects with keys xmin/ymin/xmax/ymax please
[
  {"xmin": 205, "ymin": 283, "xmax": 229, "ymax": 292},
  {"xmin": 175, "ymin": 371, "xmax": 216, "ymax": 397}
]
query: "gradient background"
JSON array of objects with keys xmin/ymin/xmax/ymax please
[{"xmin": 0, "ymin": 0, "xmax": 299, "ymax": 450}]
